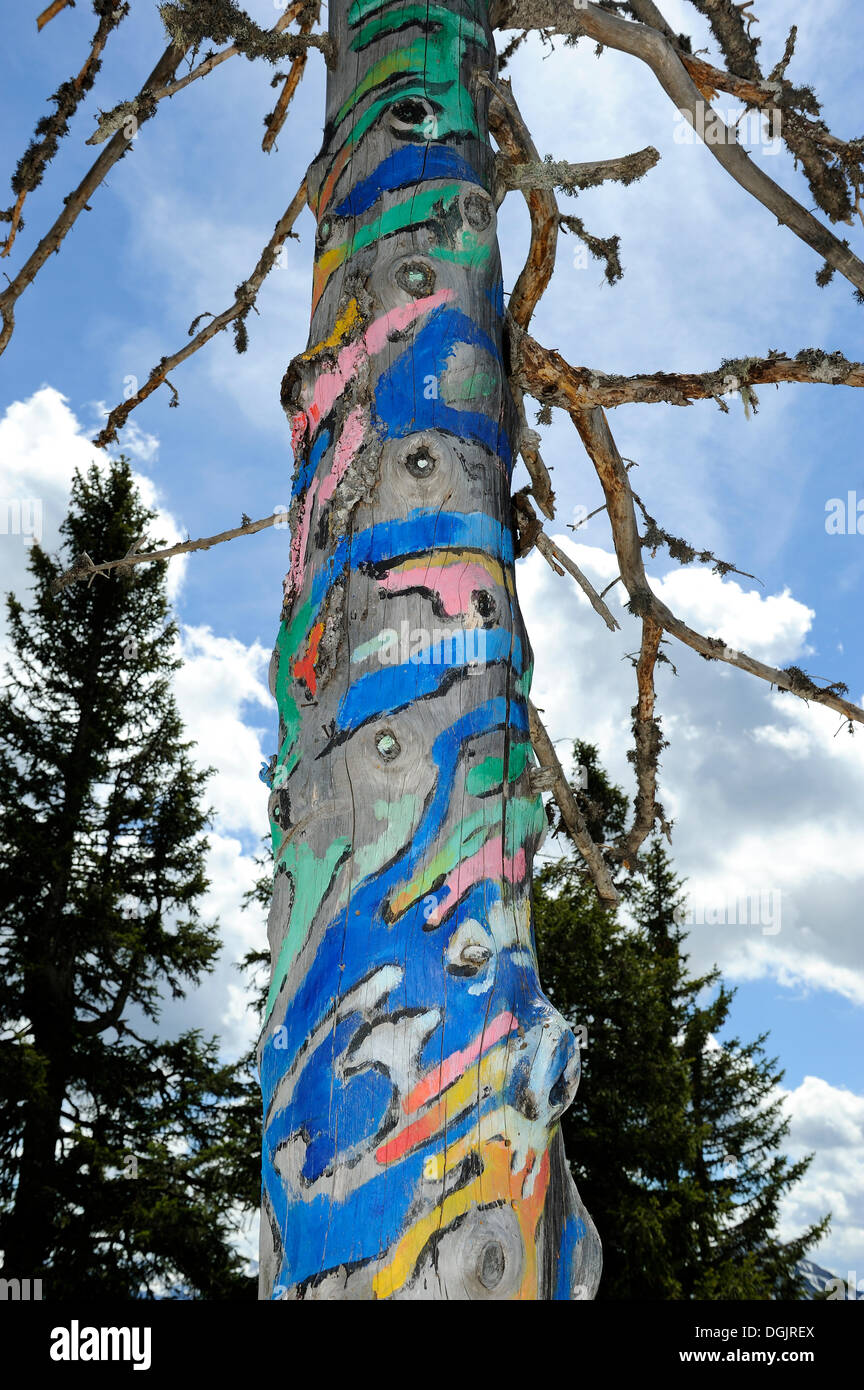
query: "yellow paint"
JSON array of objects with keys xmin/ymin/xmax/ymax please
[
  {"xmin": 373, "ymin": 1122, "xmax": 550, "ymax": 1300},
  {"xmin": 300, "ymin": 297, "xmax": 361, "ymax": 360}
]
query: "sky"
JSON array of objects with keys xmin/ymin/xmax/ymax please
[{"xmin": 0, "ymin": 0, "xmax": 862, "ymax": 1285}]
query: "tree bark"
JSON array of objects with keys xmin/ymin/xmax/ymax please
[{"xmin": 259, "ymin": 0, "xmax": 601, "ymax": 1300}]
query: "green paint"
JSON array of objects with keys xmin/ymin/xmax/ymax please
[
  {"xmin": 334, "ymin": 5, "xmax": 487, "ymax": 145},
  {"xmin": 348, "ymin": 0, "xmax": 484, "ymax": 25},
  {"xmin": 503, "ymin": 796, "xmax": 546, "ymax": 861},
  {"xmin": 266, "ymin": 836, "xmax": 352, "ymax": 1019},
  {"xmin": 395, "ymin": 803, "xmax": 501, "ymax": 907},
  {"xmin": 428, "ymin": 232, "xmax": 491, "ymax": 269},
  {"xmin": 444, "ymin": 370, "xmax": 499, "ymax": 403},
  {"xmin": 329, "ymin": 183, "xmax": 464, "ymax": 271},
  {"xmin": 466, "ymin": 741, "xmax": 532, "ymax": 797},
  {"xmin": 351, "ymin": 631, "xmax": 394, "ymax": 664},
  {"xmin": 273, "ymin": 594, "xmax": 320, "ymax": 771},
  {"xmin": 353, "ymin": 794, "xmax": 419, "ymax": 882}
]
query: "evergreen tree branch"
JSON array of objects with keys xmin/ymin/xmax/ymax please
[{"xmin": 92, "ymin": 178, "xmax": 307, "ymax": 448}]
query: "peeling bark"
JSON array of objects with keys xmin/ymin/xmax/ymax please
[{"xmin": 258, "ymin": 0, "xmax": 601, "ymax": 1301}]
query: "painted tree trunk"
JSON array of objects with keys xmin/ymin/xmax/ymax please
[{"xmin": 258, "ymin": 0, "xmax": 601, "ymax": 1300}]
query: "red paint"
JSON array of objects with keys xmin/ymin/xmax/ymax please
[
  {"xmin": 403, "ymin": 1010, "xmax": 518, "ymax": 1115},
  {"xmin": 293, "ymin": 621, "xmax": 325, "ymax": 695}
]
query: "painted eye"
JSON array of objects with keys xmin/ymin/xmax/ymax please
[
  {"xmin": 395, "ymin": 259, "xmax": 436, "ymax": 298},
  {"xmin": 375, "ymin": 729, "xmax": 400, "ymax": 762},
  {"xmin": 460, "ymin": 944, "xmax": 491, "ymax": 967},
  {"xmin": 388, "ymin": 97, "xmax": 436, "ymax": 134},
  {"xmin": 317, "ymin": 216, "xmax": 333, "ymax": 245},
  {"xmin": 472, "ymin": 589, "xmax": 496, "ymax": 620},
  {"xmin": 403, "ymin": 448, "xmax": 436, "ymax": 478},
  {"xmin": 463, "ymin": 192, "xmax": 492, "ymax": 230},
  {"xmin": 477, "ymin": 1240, "xmax": 506, "ymax": 1291}
]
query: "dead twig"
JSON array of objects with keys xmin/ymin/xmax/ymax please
[
  {"xmin": 51, "ymin": 509, "xmax": 284, "ymax": 594},
  {"xmin": 514, "ymin": 491, "xmax": 620, "ymax": 632},
  {"xmin": 528, "ymin": 702, "xmax": 620, "ymax": 905},
  {"xmin": 93, "ymin": 179, "xmax": 308, "ymax": 448},
  {"xmin": 37, "ymin": 0, "xmax": 74, "ymax": 30}
]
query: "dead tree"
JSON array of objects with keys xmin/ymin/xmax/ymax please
[{"xmin": 14, "ymin": 0, "xmax": 864, "ymax": 1299}]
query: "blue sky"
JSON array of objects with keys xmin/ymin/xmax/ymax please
[{"xmin": 0, "ymin": 0, "xmax": 862, "ymax": 1282}]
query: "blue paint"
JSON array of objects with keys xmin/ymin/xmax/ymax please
[
  {"xmin": 292, "ymin": 428, "xmax": 331, "ymax": 500},
  {"xmin": 336, "ymin": 628, "xmax": 523, "ymax": 732},
  {"xmin": 334, "ymin": 146, "xmax": 484, "ymax": 217},
  {"xmin": 374, "ymin": 306, "xmax": 512, "ymax": 467},
  {"xmin": 556, "ymin": 1214, "xmax": 587, "ymax": 1300}
]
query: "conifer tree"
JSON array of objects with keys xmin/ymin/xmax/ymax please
[
  {"xmin": 0, "ymin": 459, "xmax": 255, "ymax": 1298},
  {"xmin": 534, "ymin": 745, "xmax": 828, "ymax": 1300}
]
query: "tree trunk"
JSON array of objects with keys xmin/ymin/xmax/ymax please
[{"xmin": 259, "ymin": 0, "xmax": 601, "ymax": 1300}]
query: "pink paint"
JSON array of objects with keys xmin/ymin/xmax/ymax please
[
  {"xmin": 285, "ymin": 477, "xmax": 317, "ymax": 603},
  {"xmin": 318, "ymin": 406, "xmax": 367, "ymax": 505},
  {"xmin": 291, "ymin": 411, "xmax": 307, "ymax": 460},
  {"xmin": 425, "ymin": 840, "xmax": 527, "ymax": 928},
  {"xmin": 302, "ymin": 289, "xmax": 455, "ymax": 439},
  {"xmin": 363, "ymin": 287, "xmax": 453, "ymax": 355},
  {"xmin": 378, "ymin": 560, "xmax": 496, "ymax": 617},
  {"xmin": 403, "ymin": 1011, "xmax": 518, "ymax": 1116}
]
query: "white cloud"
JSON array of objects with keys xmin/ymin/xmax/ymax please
[
  {"xmin": 779, "ymin": 1076, "xmax": 864, "ymax": 1280},
  {"xmin": 0, "ymin": 386, "xmax": 186, "ymax": 603},
  {"xmin": 519, "ymin": 538, "xmax": 864, "ymax": 1005},
  {"xmin": 0, "ymin": 389, "xmax": 272, "ymax": 1065},
  {"xmin": 174, "ymin": 623, "xmax": 272, "ymax": 841}
]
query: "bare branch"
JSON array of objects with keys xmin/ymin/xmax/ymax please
[
  {"xmin": 485, "ymin": 73, "xmax": 558, "ymax": 331},
  {"xmin": 159, "ymin": 0, "xmax": 335, "ymax": 66},
  {"xmin": 569, "ymin": 403, "xmax": 864, "ymax": 726},
  {"xmin": 86, "ymin": 1, "xmax": 310, "ymax": 145},
  {"xmin": 514, "ymin": 490, "xmax": 620, "ymax": 632},
  {"xmin": 518, "ymin": 425, "xmax": 556, "ymax": 518},
  {"xmin": 516, "ymin": 335, "xmax": 864, "ymax": 411},
  {"xmin": 0, "ymin": 39, "xmax": 189, "ymax": 357},
  {"xmin": 492, "ymin": 0, "xmax": 864, "ymax": 296},
  {"xmin": 2, "ymin": 2, "xmax": 130, "ymax": 257},
  {"xmin": 528, "ymin": 700, "xmax": 621, "ymax": 906},
  {"xmin": 51, "ymin": 510, "xmax": 283, "ymax": 595},
  {"xmin": 614, "ymin": 616, "xmax": 669, "ymax": 867},
  {"xmin": 93, "ymin": 179, "xmax": 307, "ymax": 449},
  {"xmin": 263, "ymin": 3, "xmax": 320, "ymax": 153},
  {"xmin": 37, "ymin": 0, "xmax": 74, "ymax": 30},
  {"xmin": 498, "ymin": 145, "xmax": 660, "ymax": 194},
  {"xmin": 642, "ymin": 0, "xmax": 864, "ymax": 229}
]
